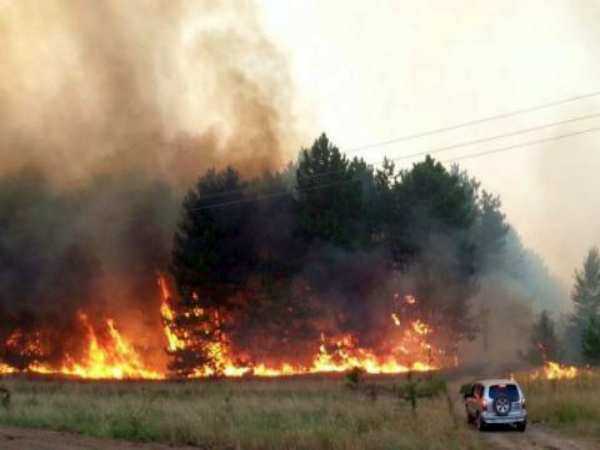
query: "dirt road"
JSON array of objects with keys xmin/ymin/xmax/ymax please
[
  {"xmin": 0, "ymin": 427, "xmax": 200, "ymax": 450},
  {"xmin": 477, "ymin": 423, "xmax": 598, "ymax": 450},
  {"xmin": 2, "ymin": 423, "xmax": 598, "ymax": 450}
]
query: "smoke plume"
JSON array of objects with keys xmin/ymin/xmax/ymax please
[{"xmin": 0, "ymin": 0, "xmax": 300, "ymax": 370}]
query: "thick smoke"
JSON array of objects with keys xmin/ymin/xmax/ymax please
[
  {"xmin": 459, "ymin": 229, "xmax": 569, "ymax": 372},
  {"xmin": 533, "ymin": 148, "xmax": 600, "ymax": 288},
  {"xmin": 0, "ymin": 0, "xmax": 299, "ymax": 183},
  {"xmin": 0, "ymin": 0, "xmax": 300, "ymax": 369}
]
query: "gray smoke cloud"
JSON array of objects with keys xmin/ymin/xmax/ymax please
[
  {"xmin": 0, "ymin": 0, "xmax": 300, "ymax": 184},
  {"xmin": 0, "ymin": 0, "xmax": 301, "ymax": 370}
]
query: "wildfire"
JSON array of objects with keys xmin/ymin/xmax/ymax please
[
  {"xmin": 159, "ymin": 277, "xmax": 186, "ymax": 353},
  {"xmin": 1, "ymin": 279, "xmax": 444, "ymax": 380},
  {"xmin": 50, "ymin": 315, "xmax": 163, "ymax": 380},
  {"xmin": 411, "ymin": 320, "xmax": 431, "ymax": 336},
  {"xmin": 1, "ymin": 314, "xmax": 162, "ymax": 380},
  {"xmin": 0, "ymin": 364, "xmax": 15, "ymax": 375},
  {"xmin": 160, "ymin": 279, "xmax": 441, "ymax": 378},
  {"xmin": 176, "ymin": 332, "xmax": 436, "ymax": 378},
  {"xmin": 310, "ymin": 333, "xmax": 433, "ymax": 374},
  {"xmin": 533, "ymin": 361, "xmax": 579, "ymax": 380}
]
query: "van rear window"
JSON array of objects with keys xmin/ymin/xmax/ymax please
[{"xmin": 488, "ymin": 384, "xmax": 519, "ymax": 401}]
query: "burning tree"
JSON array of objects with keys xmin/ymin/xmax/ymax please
[
  {"xmin": 524, "ymin": 310, "xmax": 560, "ymax": 365},
  {"xmin": 165, "ymin": 135, "xmax": 509, "ymax": 376},
  {"xmin": 168, "ymin": 168, "xmax": 249, "ymax": 376},
  {"xmin": 169, "ymin": 167, "xmax": 321, "ymax": 375},
  {"xmin": 384, "ymin": 157, "xmax": 490, "ymax": 354},
  {"xmin": 162, "ymin": 292, "xmax": 224, "ymax": 378}
]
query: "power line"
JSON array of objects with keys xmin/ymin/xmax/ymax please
[
  {"xmin": 191, "ymin": 90, "xmax": 600, "ymax": 202},
  {"xmin": 295, "ymin": 111, "xmax": 600, "ymax": 183},
  {"xmin": 344, "ymin": 89, "xmax": 600, "ymax": 154},
  {"xmin": 190, "ymin": 176, "xmax": 365, "ymax": 211},
  {"xmin": 197, "ymin": 110, "xmax": 600, "ymax": 203},
  {"xmin": 191, "ymin": 125, "xmax": 600, "ymax": 211},
  {"xmin": 385, "ymin": 112, "xmax": 600, "ymax": 163},
  {"xmin": 443, "ymin": 125, "xmax": 600, "ymax": 163}
]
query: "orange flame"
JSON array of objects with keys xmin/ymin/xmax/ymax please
[
  {"xmin": 0, "ymin": 364, "xmax": 15, "ymax": 375},
  {"xmin": 532, "ymin": 361, "xmax": 579, "ymax": 380},
  {"xmin": 2, "ymin": 314, "xmax": 162, "ymax": 380},
  {"xmin": 159, "ymin": 277, "xmax": 440, "ymax": 377},
  {"xmin": 411, "ymin": 320, "xmax": 430, "ymax": 336},
  {"xmin": 1, "ymin": 277, "xmax": 445, "ymax": 379}
]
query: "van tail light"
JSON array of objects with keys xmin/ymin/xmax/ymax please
[
  {"xmin": 481, "ymin": 399, "xmax": 488, "ymax": 410},
  {"xmin": 521, "ymin": 398, "xmax": 526, "ymax": 409}
]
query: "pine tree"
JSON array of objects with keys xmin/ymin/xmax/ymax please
[
  {"xmin": 525, "ymin": 310, "xmax": 560, "ymax": 365},
  {"xmin": 572, "ymin": 247, "xmax": 600, "ymax": 326},
  {"xmin": 164, "ymin": 135, "xmax": 522, "ymax": 375},
  {"xmin": 582, "ymin": 315, "xmax": 600, "ymax": 365},
  {"xmin": 163, "ymin": 293, "xmax": 223, "ymax": 377},
  {"xmin": 169, "ymin": 167, "xmax": 253, "ymax": 376},
  {"xmin": 171, "ymin": 167, "xmax": 254, "ymax": 305},
  {"xmin": 569, "ymin": 247, "xmax": 600, "ymax": 362},
  {"xmin": 296, "ymin": 133, "xmax": 373, "ymax": 249},
  {"xmin": 168, "ymin": 167, "xmax": 315, "ymax": 375},
  {"xmin": 388, "ymin": 156, "xmax": 481, "ymax": 348}
]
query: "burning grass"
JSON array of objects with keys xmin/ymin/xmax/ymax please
[
  {"xmin": 0, "ymin": 375, "xmax": 483, "ymax": 450},
  {"xmin": 159, "ymin": 278, "xmax": 445, "ymax": 379},
  {"xmin": 1, "ymin": 278, "xmax": 444, "ymax": 380}
]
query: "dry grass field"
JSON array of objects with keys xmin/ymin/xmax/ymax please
[
  {"xmin": 0, "ymin": 374, "xmax": 483, "ymax": 450},
  {"xmin": 3, "ymin": 369, "xmax": 600, "ymax": 450}
]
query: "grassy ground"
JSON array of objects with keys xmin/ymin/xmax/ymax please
[
  {"xmin": 516, "ymin": 369, "xmax": 600, "ymax": 438},
  {"xmin": 0, "ymin": 374, "xmax": 482, "ymax": 450}
]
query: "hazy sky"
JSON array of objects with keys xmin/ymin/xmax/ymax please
[{"xmin": 258, "ymin": 0, "xmax": 600, "ymax": 287}]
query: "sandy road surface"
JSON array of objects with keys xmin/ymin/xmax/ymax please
[
  {"xmin": 3, "ymin": 425, "xmax": 597, "ymax": 450},
  {"xmin": 477, "ymin": 423, "xmax": 598, "ymax": 450},
  {"xmin": 1, "ymin": 423, "xmax": 598, "ymax": 450},
  {"xmin": 0, "ymin": 427, "xmax": 200, "ymax": 450}
]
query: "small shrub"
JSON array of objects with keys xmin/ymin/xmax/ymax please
[
  {"xmin": 345, "ymin": 367, "xmax": 366, "ymax": 390},
  {"xmin": 395, "ymin": 376, "xmax": 449, "ymax": 413}
]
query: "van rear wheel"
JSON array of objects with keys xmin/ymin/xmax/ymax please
[{"xmin": 516, "ymin": 421, "xmax": 527, "ymax": 432}]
